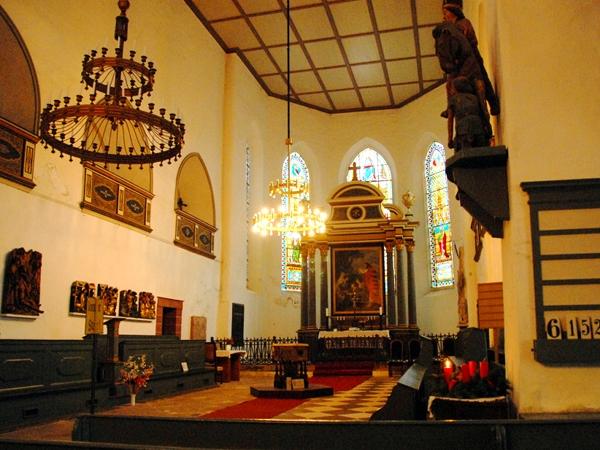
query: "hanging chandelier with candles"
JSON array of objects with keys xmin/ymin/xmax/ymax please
[
  {"xmin": 39, "ymin": 0, "xmax": 184, "ymax": 168},
  {"xmin": 251, "ymin": 0, "xmax": 326, "ymax": 242}
]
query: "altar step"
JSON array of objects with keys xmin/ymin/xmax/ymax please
[{"xmin": 313, "ymin": 361, "xmax": 375, "ymax": 376}]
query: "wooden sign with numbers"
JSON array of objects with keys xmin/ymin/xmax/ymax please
[
  {"xmin": 85, "ymin": 296, "xmax": 104, "ymax": 335},
  {"xmin": 523, "ymin": 179, "xmax": 600, "ymax": 366},
  {"xmin": 545, "ymin": 315, "xmax": 600, "ymax": 340}
]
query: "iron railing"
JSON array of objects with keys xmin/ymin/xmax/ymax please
[
  {"xmin": 214, "ymin": 336, "xmax": 298, "ymax": 366},
  {"xmin": 213, "ymin": 333, "xmax": 457, "ymax": 367}
]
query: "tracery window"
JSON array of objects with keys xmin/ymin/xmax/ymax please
[
  {"xmin": 281, "ymin": 152, "xmax": 309, "ymax": 291},
  {"xmin": 346, "ymin": 148, "xmax": 393, "ymax": 204},
  {"xmin": 425, "ymin": 142, "xmax": 454, "ymax": 288}
]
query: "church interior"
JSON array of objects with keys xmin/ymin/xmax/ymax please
[{"xmin": 0, "ymin": 0, "xmax": 599, "ymax": 447}]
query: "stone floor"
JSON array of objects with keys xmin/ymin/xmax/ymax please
[{"xmin": 1, "ymin": 369, "xmax": 396, "ymax": 443}]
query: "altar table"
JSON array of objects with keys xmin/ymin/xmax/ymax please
[{"xmin": 216, "ymin": 349, "xmax": 246, "ymax": 382}]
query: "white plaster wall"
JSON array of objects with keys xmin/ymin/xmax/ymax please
[
  {"xmin": 239, "ymin": 78, "xmax": 466, "ymax": 336},
  {"xmin": 0, "ymin": 0, "xmax": 226, "ymax": 339},
  {"xmin": 494, "ymin": 0, "xmax": 600, "ymax": 413}
]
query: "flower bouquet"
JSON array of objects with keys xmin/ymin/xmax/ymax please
[{"xmin": 119, "ymin": 354, "xmax": 154, "ymax": 404}]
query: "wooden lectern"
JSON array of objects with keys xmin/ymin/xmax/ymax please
[{"xmin": 272, "ymin": 343, "xmax": 309, "ymax": 389}]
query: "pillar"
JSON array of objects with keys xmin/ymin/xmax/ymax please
[
  {"xmin": 407, "ymin": 242, "xmax": 417, "ymax": 326},
  {"xmin": 307, "ymin": 245, "xmax": 317, "ymax": 329},
  {"xmin": 396, "ymin": 241, "xmax": 407, "ymax": 325},
  {"xmin": 300, "ymin": 243, "xmax": 309, "ymax": 329},
  {"xmin": 385, "ymin": 241, "xmax": 396, "ymax": 326},
  {"xmin": 318, "ymin": 244, "xmax": 329, "ymax": 329}
]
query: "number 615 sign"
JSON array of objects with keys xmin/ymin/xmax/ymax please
[{"xmin": 545, "ymin": 315, "xmax": 600, "ymax": 340}]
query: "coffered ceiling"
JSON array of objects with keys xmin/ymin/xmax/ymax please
[{"xmin": 186, "ymin": 0, "xmax": 445, "ymax": 113}]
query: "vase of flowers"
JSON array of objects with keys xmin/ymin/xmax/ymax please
[{"xmin": 119, "ymin": 354, "xmax": 154, "ymax": 405}]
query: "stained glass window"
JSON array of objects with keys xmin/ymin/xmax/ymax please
[
  {"xmin": 281, "ymin": 152, "xmax": 309, "ymax": 291},
  {"xmin": 346, "ymin": 148, "xmax": 393, "ymax": 204},
  {"xmin": 425, "ymin": 142, "xmax": 454, "ymax": 288}
]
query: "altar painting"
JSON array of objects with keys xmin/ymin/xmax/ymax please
[{"xmin": 332, "ymin": 245, "xmax": 384, "ymax": 315}]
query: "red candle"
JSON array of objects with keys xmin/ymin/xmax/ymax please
[
  {"xmin": 468, "ymin": 360, "xmax": 477, "ymax": 377},
  {"xmin": 443, "ymin": 359, "xmax": 453, "ymax": 386},
  {"xmin": 480, "ymin": 360, "xmax": 489, "ymax": 379},
  {"xmin": 461, "ymin": 363, "xmax": 471, "ymax": 383}
]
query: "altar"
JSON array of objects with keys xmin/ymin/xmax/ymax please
[
  {"xmin": 297, "ymin": 175, "xmax": 420, "ymax": 362},
  {"xmin": 317, "ymin": 329, "xmax": 390, "ymax": 362}
]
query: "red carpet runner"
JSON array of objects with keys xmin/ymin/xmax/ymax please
[{"xmin": 201, "ymin": 375, "xmax": 370, "ymax": 419}]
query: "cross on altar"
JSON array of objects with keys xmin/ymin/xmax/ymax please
[{"xmin": 348, "ymin": 162, "xmax": 361, "ymax": 181}]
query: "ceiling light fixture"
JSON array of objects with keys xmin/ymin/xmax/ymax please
[
  {"xmin": 39, "ymin": 0, "xmax": 184, "ymax": 168},
  {"xmin": 251, "ymin": 0, "xmax": 326, "ymax": 242}
]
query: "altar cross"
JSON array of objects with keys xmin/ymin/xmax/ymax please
[{"xmin": 348, "ymin": 162, "xmax": 361, "ymax": 181}]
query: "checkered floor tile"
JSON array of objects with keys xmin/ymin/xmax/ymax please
[{"xmin": 275, "ymin": 377, "xmax": 397, "ymax": 421}]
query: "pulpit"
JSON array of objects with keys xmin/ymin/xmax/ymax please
[{"xmin": 272, "ymin": 343, "xmax": 309, "ymax": 389}]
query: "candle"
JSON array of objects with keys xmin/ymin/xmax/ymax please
[
  {"xmin": 468, "ymin": 360, "xmax": 477, "ymax": 377},
  {"xmin": 325, "ymin": 307, "xmax": 329, "ymax": 317},
  {"xmin": 479, "ymin": 360, "xmax": 489, "ymax": 379},
  {"xmin": 443, "ymin": 358, "xmax": 453, "ymax": 387},
  {"xmin": 379, "ymin": 306, "xmax": 383, "ymax": 315},
  {"xmin": 461, "ymin": 363, "xmax": 471, "ymax": 383}
]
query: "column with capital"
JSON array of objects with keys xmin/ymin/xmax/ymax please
[
  {"xmin": 406, "ymin": 242, "xmax": 417, "ymax": 326},
  {"xmin": 307, "ymin": 245, "xmax": 317, "ymax": 329},
  {"xmin": 385, "ymin": 241, "xmax": 396, "ymax": 327},
  {"xmin": 300, "ymin": 243, "xmax": 309, "ymax": 329},
  {"xmin": 318, "ymin": 244, "xmax": 329, "ymax": 329},
  {"xmin": 396, "ymin": 240, "xmax": 407, "ymax": 326}
]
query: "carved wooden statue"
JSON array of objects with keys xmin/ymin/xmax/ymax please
[
  {"xmin": 98, "ymin": 284, "xmax": 118, "ymax": 316},
  {"xmin": 119, "ymin": 289, "xmax": 139, "ymax": 317},
  {"xmin": 2, "ymin": 248, "xmax": 43, "ymax": 315},
  {"xmin": 138, "ymin": 291, "xmax": 156, "ymax": 319},
  {"xmin": 447, "ymin": 76, "xmax": 490, "ymax": 150},
  {"xmin": 442, "ymin": 0, "xmax": 500, "ymax": 116},
  {"xmin": 70, "ymin": 281, "xmax": 96, "ymax": 313},
  {"xmin": 433, "ymin": 21, "xmax": 492, "ymax": 150}
]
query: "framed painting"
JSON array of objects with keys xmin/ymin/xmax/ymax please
[{"xmin": 331, "ymin": 245, "xmax": 384, "ymax": 315}]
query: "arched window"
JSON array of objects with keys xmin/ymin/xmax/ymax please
[
  {"xmin": 425, "ymin": 142, "xmax": 454, "ymax": 288},
  {"xmin": 281, "ymin": 152, "xmax": 310, "ymax": 291},
  {"xmin": 346, "ymin": 148, "xmax": 393, "ymax": 204}
]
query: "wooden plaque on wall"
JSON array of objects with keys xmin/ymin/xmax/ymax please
[{"xmin": 477, "ymin": 282, "xmax": 504, "ymax": 329}]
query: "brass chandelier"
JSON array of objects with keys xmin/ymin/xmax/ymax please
[
  {"xmin": 39, "ymin": 0, "xmax": 184, "ymax": 168},
  {"xmin": 251, "ymin": 0, "xmax": 326, "ymax": 242}
]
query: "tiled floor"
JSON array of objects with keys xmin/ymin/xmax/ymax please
[
  {"xmin": 1, "ymin": 369, "xmax": 397, "ymax": 442},
  {"xmin": 276, "ymin": 376, "xmax": 396, "ymax": 421}
]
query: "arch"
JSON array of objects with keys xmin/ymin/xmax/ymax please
[
  {"xmin": 175, "ymin": 153, "xmax": 216, "ymax": 226},
  {"xmin": 344, "ymin": 151, "xmax": 393, "ymax": 211},
  {"xmin": 424, "ymin": 142, "xmax": 454, "ymax": 288},
  {"xmin": 0, "ymin": 5, "xmax": 40, "ymax": 133},
  {"xmin": 173, "ymin": 153, "xmax": 217, "ymax": 258},
  {"xmin": 338, "ymin": 137, "xmax": 397, "ymax": 190},
  {"xmin": 0, "ymin": 5, "xmax": 40, "ymax": 188},
  {"xmin": 281, "ymin": 151, "xmax": 310, "ymax": 291}
]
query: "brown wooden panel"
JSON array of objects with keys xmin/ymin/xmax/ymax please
[{"xmin": 478, "ymin": 282, "xmax": 504, "ymax": 329}]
